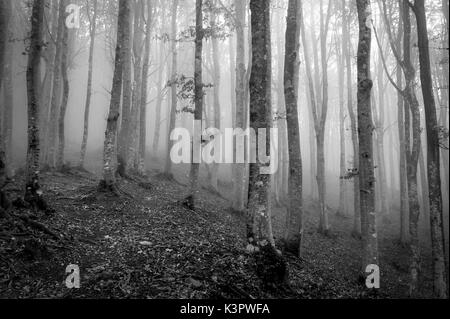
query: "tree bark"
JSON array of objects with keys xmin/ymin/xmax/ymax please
[
  {"xmin": 356, "ymin": 0, "xmax": 378, "ymax": 273},
  {"xmin": 47, "ymin": 0, "xmax": 66, "ymax": 168},
  {"xmin": 164, "ymin": 0, "xmax": 179, "ymax": 176},
  {"xmin": 56, "ymin": 10, "xmax": 70, "ymax": 169},
  {"xmin": 25, "ymin": 0, "xmax": 45, "ymax": 208},
  {"xmin": 232, "ymin": 0, "xmax": 247, "ymax": 213},
  {"xmin": 185, "ymin": 0, "xmax": 204, "ymax": 209},
  {"xmin": 412, "ymin": 0, "xmax": 448, "ymax": 299},
  {"xmin": 79, "ymin": 0, "xmax": 98, "ymax": 168},
  {"xmin": 100, "ymin": 0, "xmax": 129, "ymax": 190},
  {"xmin": 283, "ymin": 0, "xmax": 303, "ymax": 257},
  {"xmin": 138, "ymin": 0, "xmax": 153, "ymax": 175}
]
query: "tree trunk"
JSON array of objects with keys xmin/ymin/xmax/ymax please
[
  {"xmin": 246, "ymin": 0, "xmax": 275, "ymax": 249},
  {"xmin": 152, "ymin": 3, "xmax": 166, "ymax": 154},
  {"xmin": 25, "ymin": 0, "xmax": 45, "ymax": 208},
  {"xmin": 356, "ymin": 0, "xmax": 378, "ymax": 273},
  {"xmin": 2, "ymin": 0, "xmax": 13, "ymax": 177},
  {"xmin": 164, "ymin": 0, "xmax": 179, "ymax": 176},
  {"xmin": 185, "ymin": 0, "xmax": 204, "ymax": 209},
  {"xmin": 138, "ymin": 0, "xmax": 152, "ymax": 175},
  {"xmin": 118, "ymin": 0, "xmax": 133, "ymax": 173},
  {"xmin": 47, "ymin": 0, "xmax": 66, "ymax": 168},
  {"xmin": 412, "ymin": 0, "xmax": 448, "ymax": 299},
  {"xmin": 80, "ymin": 0, "xmax": 98, "ymax": 168},
  {"xmin": 56, "ymin": 11, "xmax": 70, "ymax": 169},
  {"xmin": 100, "ymin": 0, "xmax": 129, "ymax": 190},
  {"xmin": 232, "ymin": 0, "xmax": 247, "ymax": 213},
  {"xmin": 283, "ymin": 0, "xmax": 303, "ymax": 257},
  {"xmin": 342, "ymin": 0, "xmax": 361, "ymax": 237}
]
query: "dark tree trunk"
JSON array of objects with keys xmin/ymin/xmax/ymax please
[
  {"xmin": 283, "ymin": 0, "xmax": 303, "ymax": 257},
  {"xmin": 356, "ymin": 0, "xmax": 378, "ymax": 272},
  {"xmin": 100, "ymin": 0, "xmax": 129, "ymax": 190},
  {"xmin": 412, "ymin": 0, "xmax": 448, "ymax": 299},
  {"xmin": 25, "ymin": 0, "xmax": 46, "ymax": 209}
]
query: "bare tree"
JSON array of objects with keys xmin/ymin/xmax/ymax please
[
  {"xmin": 25, "ymin": 0, "xmax": 46, "ymax": 209},
  {"xmin": 80, "ymin": 0, "xmax": 98, "ymax": 168},
  {"xmin": 100, "ymin": 0, "xmax": 130, "ymax": 191},
  {"xmin": 283, "ymin": 0, "xmax": 303, "ymax": 257},
  {"xmin": 410, "ymin": 0, "xmax": 448, "ymax": 299},
  {"xmin": 356, "ymin": 0, "xmax": 378, "ymax": 273}
]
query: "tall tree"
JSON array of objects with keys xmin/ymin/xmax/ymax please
[
  {"xmin": 376, "ymin": 0, "xmax": 422, "ymax": 294},
  {"xmin": 283, "ymin": 0, "xmax": 303, "ymax": 257},
  {"xmin": 79, "ymin": 0, "xmax": 98, "ymax": 168},
  {"xmin": 246, "ymin": 0, "xmax": 275, "ymax": 250},
  {"xmin": 1, "ymin": 0, "xmax": 13, "ymax": 177},
  {"xmin": 185, "ymin": 0, "xmax": 204, "ymax": 209},
  {"xmin": 342, "ymin": 0, "xmax": 361, "ymax": 237},
  {"xmin": 138, "ymin": 0, "xmax": 153, "ymax": 174},
  {"xmin": 356, "ymin": 0, "xmax": 378, "ymax": 273},
  {"xmin": 163, "ymin": 0, "xmax": 179, "ymax": 176},
  {"xmin": 411, "ymin": 0, "xmax": 448, "ymax": 299},
  {"xmin": 100, "ymin": 0, "xmax": 130, "ymax": 191},
  {"xmin": 231, "ymin": 0, "xmax": 247, "ymax": 213},
  {"xmin": 25, "ymin": 0, "xmax": 46, "ymax": 208},
  {"xmin": 47, "ymin": 0, "xmax": 66, "ymax": 168},
  {"xmin": 56, "ymin": 10, "xmax": 70, "ymax": 169},
  {"xmin": 118, "ymin": 0, "xmax": 133, "ymax": 173}
]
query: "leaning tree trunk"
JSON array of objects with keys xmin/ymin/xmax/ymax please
[
  {"xmin": 25, "ymin": 0, "xmax": 46, "ymax": 209},
  {"xmin": 80, "ymin": 0, "xmax": 98, "ymax": 168},
  {"xmin": 164, "ymin": 0, "xmax": 179, "ymax": 176},
  {"xmin": 412, "ymin": 0, "xmax": 448, "ymax": 299},
  {"xmin": 100, "ymin": 0, "xmax": 129, "ymax": 191},
  {"xmin": 356, "ymin": 0, "xmax": 378, "ymax": 273},
  {"xmin": 283, "ymin": 0, "xmax": 303, "ymax": 257},
  {"xmin": 185, "ymin": 0, "xmax": 204, "ymax": 209}
]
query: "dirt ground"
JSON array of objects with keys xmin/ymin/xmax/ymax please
[{"xmin": 0, "ymin": 161, "xmax": 437, "ymax": 299}]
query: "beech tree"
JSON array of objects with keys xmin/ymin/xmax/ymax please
[
  {"xmin": 25, "ymin": 0, "xmax": 46, "ymax": 208},
  {"xmin": 356, "ymin": 0, "xmax": 378, "ymax": 273},
  {"xmin": 100, "ymin": 0, "xmax": 130, "ymax": 191}
]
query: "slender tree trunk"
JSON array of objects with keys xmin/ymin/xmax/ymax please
[
  {"xmin": 185, "ymin": 0, "xmax": 204, "ymax": 209},
  {"xmin": 164, "ymin": 0, "xmax": 179, "ymax": 176},
  {"xmin": 283, "ymin": 0, "xmax": 303, "ymax": 257},
  {"xmin": 25, "ymin": 0, "xmax": 46, "ymax": 208},
  {"xmin": 412, "ymin": 0, "xmax": 448, "ymax": 299},
  {"xmin": 232, "ymin": 0, "xmax": 246, "ymax": 213},
  {"xmin": 338, "ymin": 6, "xmax": 347, "ymax": 217},
  {"xmin": 100, "ymin": 0, "xmax": 129, "ymax": 191},
  {"xmin": 80, "ymin": 0, "xmax": 98, "ymax": 168},
  {"xmin": 138, "ymin": 0, "xmax": 152, "ymax": 175},
  {"xmin": 56, "ymin": 9, "xmax": 70, "ymax": 169},
  {"xmin": 47, "ymin": 0, "xmax": 65, "ymax": 168},
  {"xmin": 342, "ymin": 0, "xmax": 361, "ymax": 237},
  {"xmin": 118, "ymin": 0, "xmax": 133, "ymax": 173},
  {"xmin": 40, "ymin": 0, "xmax": 57, "ymax": 164},
  {"xmin": 2, "ymin": 0, "xmax": 13, "ymax": 177},
  {"xmin": 152, "ymin": 3, "xmax": 166, "ymax": 154},
  {"xmin": 128, "ymin": 0, "xmax": 144, "ymax": 170},
  {"xmin": 356, "ymin": 0, "xmax": 378, "ymax": 273}
]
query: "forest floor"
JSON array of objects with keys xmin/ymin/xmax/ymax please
[{"xmin": 0, "ymin": 162, "xmax": 436, "ymax": 299}]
